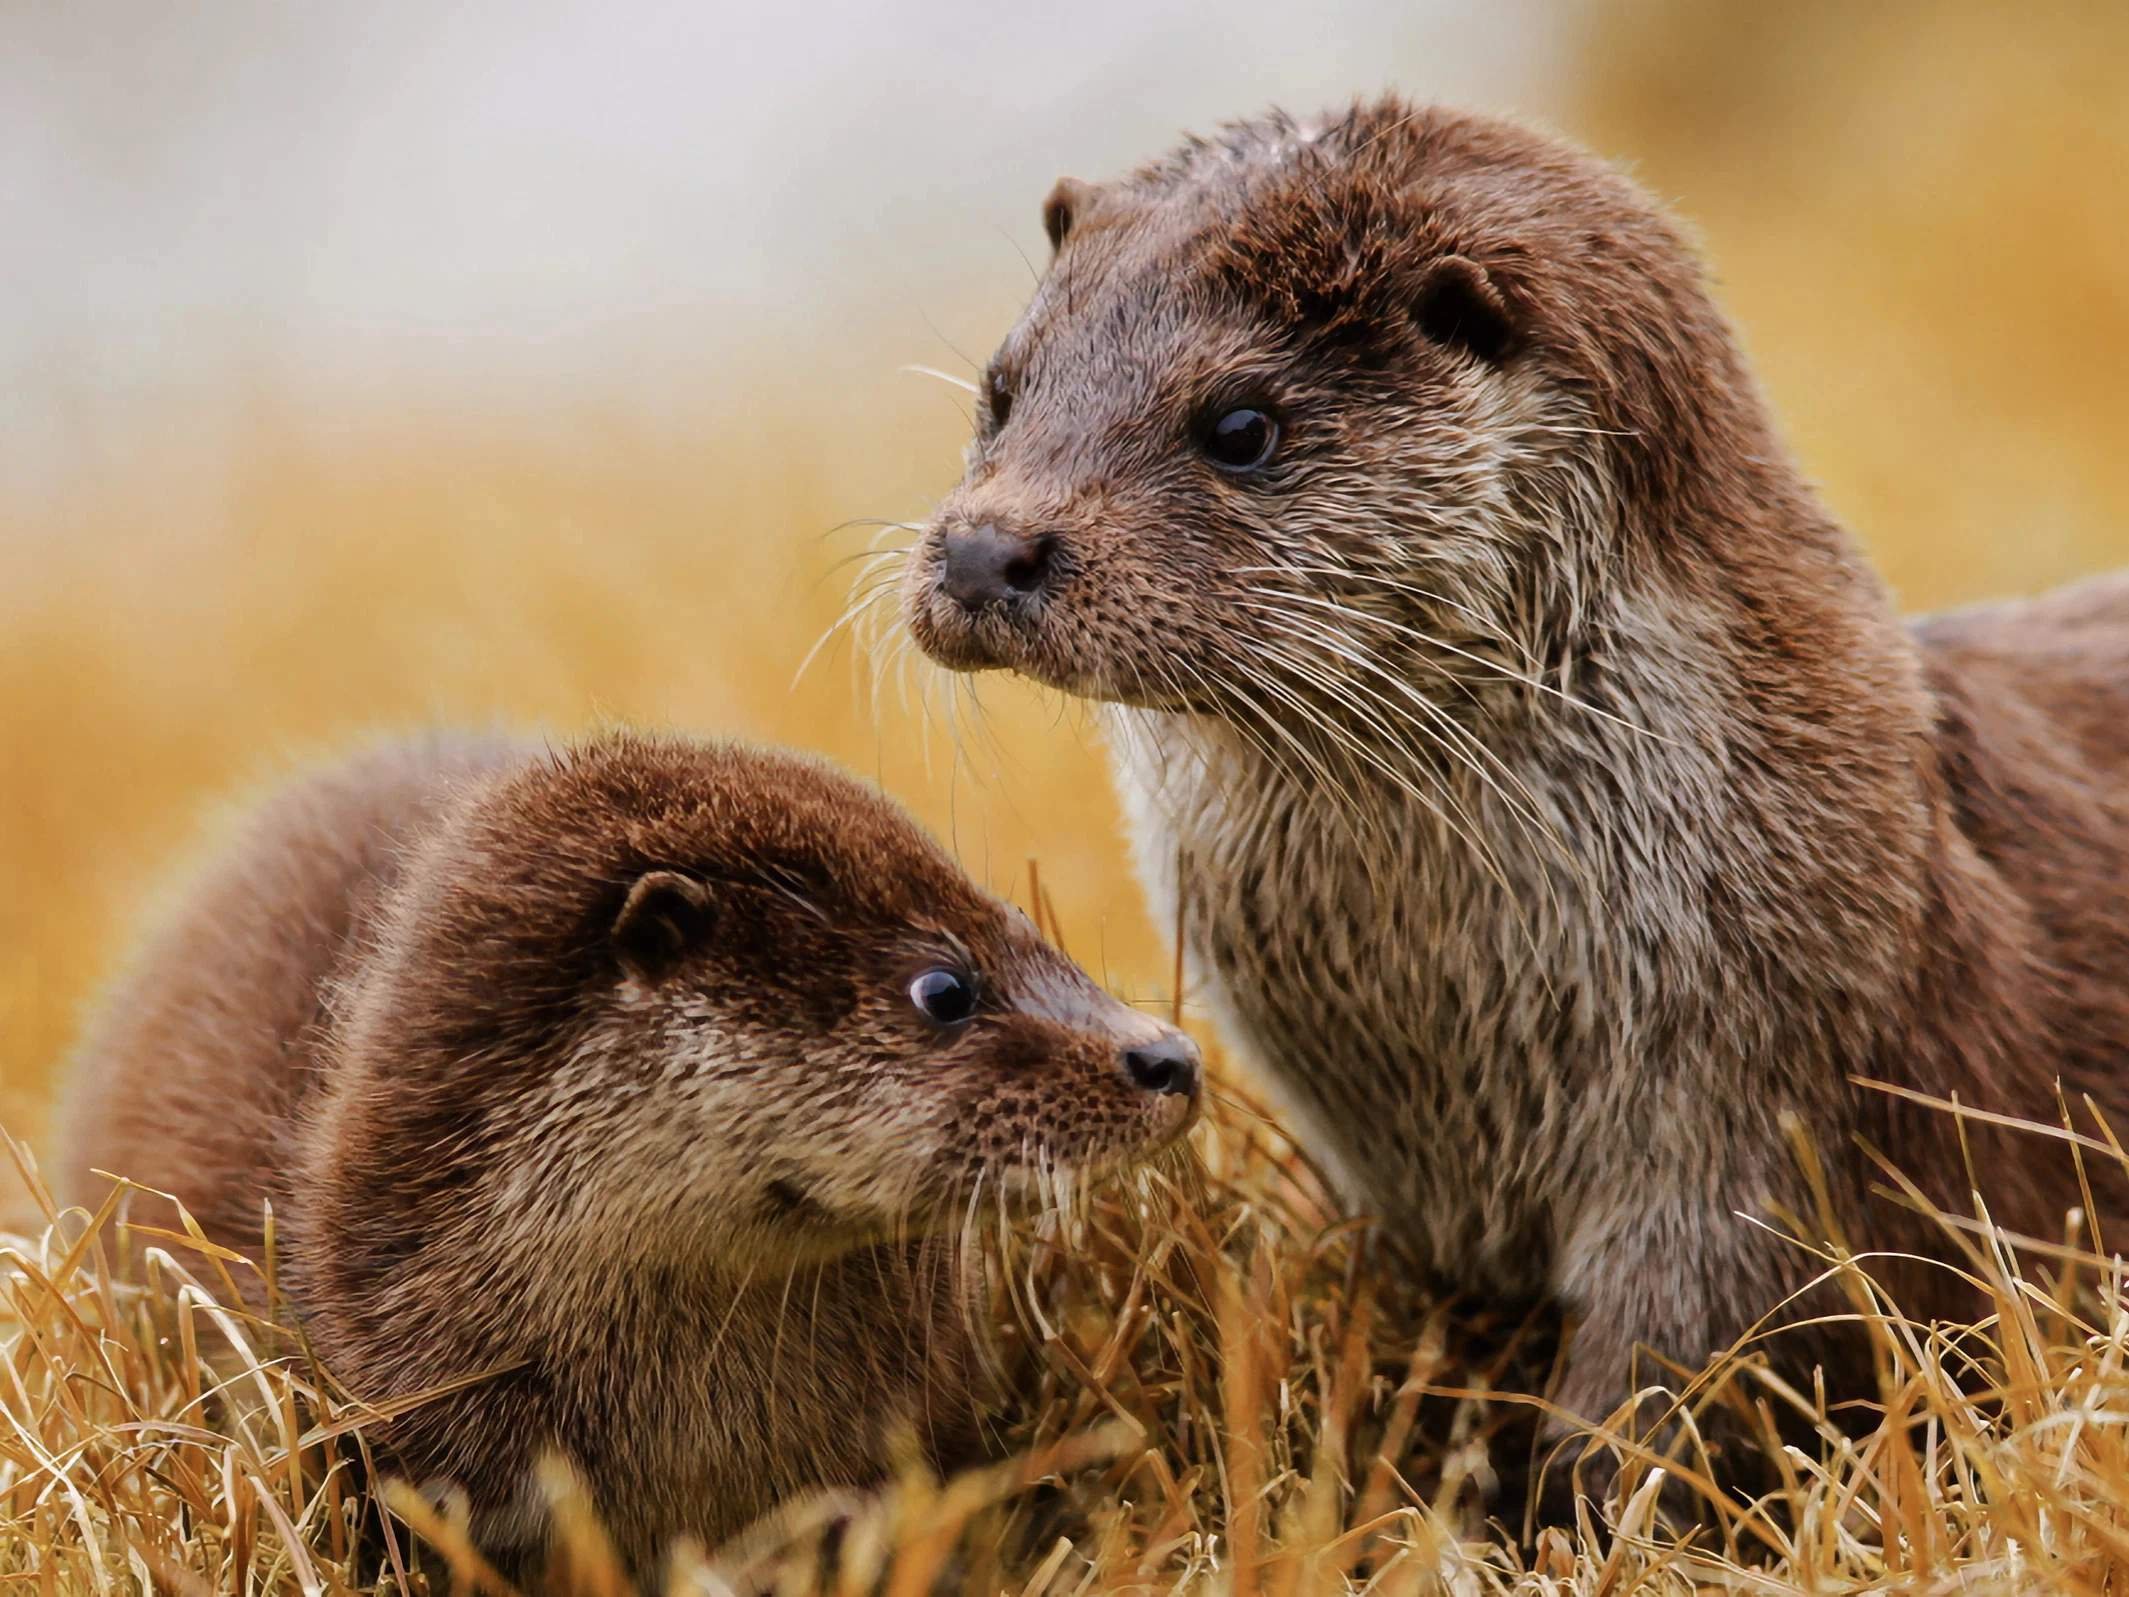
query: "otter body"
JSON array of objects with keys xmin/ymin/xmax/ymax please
[
  {"xmin": 61, "ymin": 732, "xmax": 1198, "ymax": 1574},
  {"xmin": 902, "ymin": 99, "xmax": 2129, "ymax": 1480}
]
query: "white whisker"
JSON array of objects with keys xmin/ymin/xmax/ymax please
[{"xmin": 898, "ymin": 363, "xmax": 982, "ymax": 396}]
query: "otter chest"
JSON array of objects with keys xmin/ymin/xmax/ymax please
[{"xmin": 1125, "ymin": 757, "xmax": 1589, "ymax": 1290}]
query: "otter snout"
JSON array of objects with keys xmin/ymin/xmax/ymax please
[
  {"xmin": 906, "ymin": 509, "xmax": 1113, "ymax": 698},
  {"xmin": 1122, "ymin": 1032, "xmax": 1200, "ymax": 1099},
  {"xmin": 941, "ymin": 522, "xmax": 1056, "ymax": 610}
]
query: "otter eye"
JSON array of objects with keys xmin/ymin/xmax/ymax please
[
  {"xmin": 909, "ymin": 967, "xmax": 977, "ymax": 1026},
  {"xmin": 1202, "ymin": 407, "xmax": 1277, "ymax": 472},
  {"xmin": 985, "ymin": 370, "xmax": 1013, "ymax": 432}
]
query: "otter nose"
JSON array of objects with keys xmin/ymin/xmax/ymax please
[
  {"xmin": 1122, "ymin": 1032, "xmax": 1201, "ymax": 1099},
  {"xmin": 941, "ymin": 523, "xmax": 1054, "ymax": 610}
]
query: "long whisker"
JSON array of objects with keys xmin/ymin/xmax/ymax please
[
  {"xmin": 702, "ymin": 1257, "xmax": 760, "ymax": 1364},
  {"xmin": 949, "ymin": 669, "xmax": 1016, "ymax": 781},
  {"xmin": 1217, "ymin": 650, "xmax": 1374, "ymax": 820},
  {"xmin": 1218, "ymin": 618, "xmax": 1572, "ymax": 980},
  {"xmin": 1235, "ymin": 636, "xmax": 1520, "ymax": 905},
  {"xmin": 811, "ymin": 514, "xmax": 924, "ymax": 545},
  {"xmin": 899, "ymin": 363, "xmax": 982, "ymax": 396},
  {"xmin": 814, "ymin": 524, "xmax": 921, "ymax": 582},
  {"xmin": 1210, "ymin": 646, "xmax": 1416, "ymax": 873},
  {"xmin": 1241, "ymin": 601, "xmax": 1584, "ymax": 894},
  {"xmin": 1120, "ymin": 647, "xmax": 1332, "ymax": 841},
  {"xmin": 766, "ymin": 1262, "xmax": 800, "ymax": 1413},
  {"xmin": 1297, "ymin": 619, "xmax": 1602, "ymax": 933},
  {"xmin": 1246, "ymin": 588, "xmax": 1681, "ymax": 746},
  {"xmin": 794, "ymin": 547, "xmax": 912, "ymax": 690},
  {"xmin": 1248, "ymin": 609, "xmax": 1550, "ymax": 833},
  {"xmin": 1232, "ymin": 563, "xmax": 1543, "ymax": 671}
]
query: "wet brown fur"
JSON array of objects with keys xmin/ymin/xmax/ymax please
[
  {"xmin": 901, "ymin": 98, "xmax": 2129, "ymax": 1502},
  {"xmin": 59, "ymin": 731, "xmax": 1195, "ymax": 1576}
]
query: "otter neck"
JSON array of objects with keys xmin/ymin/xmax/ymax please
[{"xmin": 1108, "ymin": 493, "xmax": 1948, "ymax": 1278}]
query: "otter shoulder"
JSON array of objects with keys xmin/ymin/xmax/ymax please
[{"xmin": 1915, "ymin": 571, "xmax": 2129, "ymax": 789}]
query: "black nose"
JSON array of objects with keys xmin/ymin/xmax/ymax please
[
  {"xmin": 941, "ymin": 523, "xmax": 1055, "ymax": 610},
  {"xmin": 1123, "ymin": 1033, "xmax": 1201, "ymax": 1098}
]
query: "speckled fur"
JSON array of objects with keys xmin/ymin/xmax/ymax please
[
  {"xmin": 59, "ymin": 732, "xmax": 1194, "ymax": 1576},
  {"xmin": 902, "ymin": 98, "xmax": 2129, "ymax": 1490}
]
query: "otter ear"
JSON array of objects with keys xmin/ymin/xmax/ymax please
[
  {"xmin": 612, "ymin": 870, "xmax": 716, "ymax": 982},
  {"xmin": 1042, "ymin": 177, "xmax": 1093, "ymax": 252},
  {"xmin": 1414, "ymin": 253, "xmax": 1514, "ymax": 363}
]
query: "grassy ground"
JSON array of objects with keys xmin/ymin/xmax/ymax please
[{"xmin": 8, "ymin": 1067, "xmax": 2129, "ymax": 1596}]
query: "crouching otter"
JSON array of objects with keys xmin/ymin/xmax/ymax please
[{"xmin": 59, "ymin": 731, "xmax": 1199, "ymax": 1575}]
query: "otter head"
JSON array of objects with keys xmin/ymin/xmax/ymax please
[
  {"xmin": 902, "ymin": 98, "xmax": 1772, "ymax": 753},
  {"xmin": 324, "ymin": 733, "xmax": 1199, "ymax": 1271}
]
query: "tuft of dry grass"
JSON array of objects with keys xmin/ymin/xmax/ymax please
[{"xmin": 11, "ymin": 1076, "xmax": 2129, "ymax": 1596}]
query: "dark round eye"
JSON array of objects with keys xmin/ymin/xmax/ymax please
[
  {"xmin": 985, "ymin": 370, "xmax": 1013, "ymax": 432},
  {"xmin": 1202, "ymin": 407, "xmax": 1277, "ymax": 471},
  {"xmin": 909, "ymin": 967, "xmax": 977, "ymax": 1025}
]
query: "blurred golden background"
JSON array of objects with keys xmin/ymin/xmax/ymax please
[{"xmin": 7, "ymin": 2, "xmax": 2127, "ymax": 1148}]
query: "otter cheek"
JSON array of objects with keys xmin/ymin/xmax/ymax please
[{"xmin": 821, "ymin": 1106, "xmax": 955, "ymax": 1220}]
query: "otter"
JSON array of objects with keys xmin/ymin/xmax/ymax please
[
  {"xmin": 900, "ymin": 97, "xmax": 2129, "ymax": 1498},
  {"xmin": 58, "ymin": 730, "xmax": 1200, "ymax": 1576}
]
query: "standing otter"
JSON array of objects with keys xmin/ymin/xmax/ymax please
[
  {"xmin": 900, "ymin": 98, "xmax": 2129, "ymax": 1492},
  {"xmin": 59, "ymin": 731, "xmax": 1199, "ymax": 1575}
]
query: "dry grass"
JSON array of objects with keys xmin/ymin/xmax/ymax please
[{"xmin": 10, "ymin": 1075, "xmax": 2129, "ymax": 1597}]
